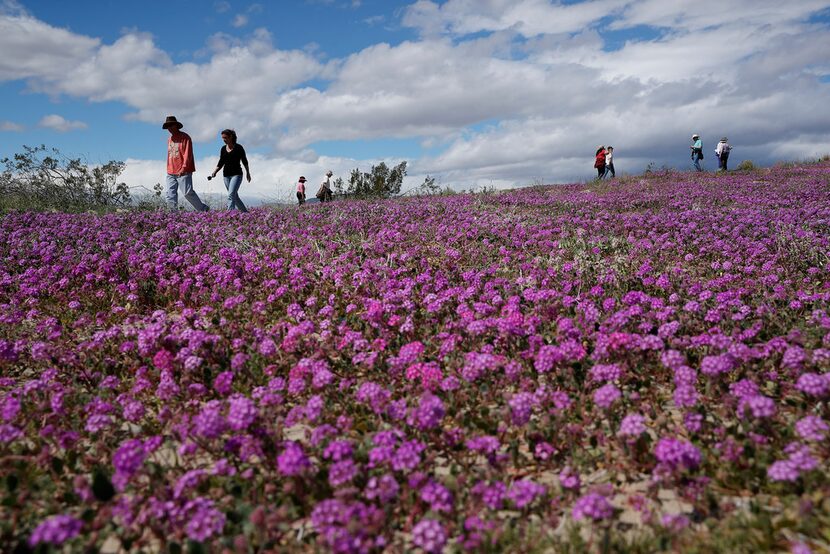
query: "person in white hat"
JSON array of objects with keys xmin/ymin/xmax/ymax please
[
  {"xmin": 715, "ymin": 137, "xmax": 732, "ymax": 171},
  {"xmin": 162, "ymin": 115, "xmax": 209, "ymax": 211},
  {"xmin": 690, "ymin": 134, "xmax": 703, "ymax": 172}
]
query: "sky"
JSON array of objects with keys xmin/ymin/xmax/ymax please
[{"xmin": 1, "ymin": 0, "xmax": 830, "ymax": 202}]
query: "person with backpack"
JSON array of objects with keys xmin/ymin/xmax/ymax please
[
  {"xmin": 604, "ymin": 146, "xmax": 616, "ymax": 178},
  {"xmin": 690, "ymin": 134, "xmax": 704, "ymax": 171},
  {"xmin": 316, "ymin": 170, "xmax": 334, "ymax": 202},
  {"xmin": 209, "ymin": 128, "xmax": 250, "ymax": 212},
  {"xmin": 296, "ymin": 176, "xmax": 307, "ymax": 205},
  {"xmin": 715, "ymin": 137, "xmax": 732, "ymax": 171},
  {"xmin": 594, "ymin": 146, "xmax": 606, "ymax": 179}
]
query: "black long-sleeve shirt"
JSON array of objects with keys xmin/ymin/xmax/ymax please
[{"xmin": 217, "ymin": 144, "xmax": 249, "ymax": 177}]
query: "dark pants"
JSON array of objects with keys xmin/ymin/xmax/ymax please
[
  {"xmin": 605, "ymin": 163, "xmax": 615, "ymax": 178},
  {"xmin": 596, "ymin": 166, "xmax": 605, "ymax": 178},
  {"xmin": 296, "ymin": 191, "xmax": 305, "ymax": 205},
  {"xmin": 718, "ymin": 152, "xmax": 729, "ymax": 171}
]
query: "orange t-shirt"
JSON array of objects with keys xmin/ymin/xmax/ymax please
[{"xmin": 167, "ymin": 131, "xmax": 196, "ymax": 175}]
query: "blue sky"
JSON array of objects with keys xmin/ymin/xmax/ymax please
[{"xmin": 2, "ymin": 0, "xmax": 830, "ymax": 200}]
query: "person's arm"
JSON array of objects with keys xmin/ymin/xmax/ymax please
[
  {"xmin": 181, "ymin": 134, "xmax": 195, "ymax": 175},
  {"xmin": 240, "ymin": 145, "xmax": 251, "ymax": 182},
  {"xmin": 212, "ymin": 148, "xmax": 225, "ymax": 178}
]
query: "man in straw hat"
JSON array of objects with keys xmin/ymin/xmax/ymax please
[
  {"xmin": 163, "ymin": 115, "xmax": 209, "ymax": 212},
  {"xmin": 690, "ymin": 134, "xmax": 703, "ymax": 172}
]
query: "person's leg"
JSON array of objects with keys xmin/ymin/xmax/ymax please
[
  {"xmin": 227, "ymin": 175, "xmax": 247, "ymax": 212},
  {"xmin": 722, "ymin": 153, "xmax": 729, "ymax": 171},
  {"xmin": 693, "ymin": 155, "xmax": 701, "ymax": 171},
  {"xmin": 297, "ymin": 191, "xmax": 303, "ymax": 205},
  {"xmin": 165, "ymin": 174, "xmax": 179, "ymax": 210},
  {"xmin": 224, "ymin": 176, "xmax": 233, "ymax": 210},
  {"xmin": 181, "ymin": 173, "xmax": 209, "ymax": 211},
  {"xmin": 608, "ymin": 163, "xmax": 615, "ymax": 178}
]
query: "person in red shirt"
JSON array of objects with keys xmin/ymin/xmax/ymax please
[
  {"xmin": 163, "ymin": 115, "xmax": 209, "ymax": 212},
  {"xmin": 594, "ymin": 146, "xmax": 607, "ymax": 179}
]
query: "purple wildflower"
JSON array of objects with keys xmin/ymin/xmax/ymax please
[
  {"xmin": 572, "ymin": 493, "xmax": 613, "ymax": 521},
  {"xmin": 28, "ymin": 514, "xmax": 83, "ymax": 547},
  {"xmin": 227, "ymin": 394, "xmax": 257, "ymax": 431},
  {"xmin": 507, "ymin": 479, "xmax": 545, "ymax": 508},
  {"xmin": 277, "ymin": 442, "xmax": 311, "ymax": 476},
  {"xmin": 412, "ymin": 519, "xmax": 447, "ymax": 553},
  {"xmin": 593, "ymin": 383, "xmax": 621, "ymax": 409},
  {"xmin": 795, "ymin": 416, "xmax": 828, "ymax": 441},
  {"xmin": 618, "ymin": 413, "xmax": 646, "ymax": 437},
  {"xmin": 420, "ymin": 481, "xmax": 453, "ymax": 512},
  {"xmin": 795, "ymin": 373, "xmax": 828, "ymax": 397},
  {"xmin": 654, "ymin": 438, "xmax": 702, "ymax": 471},
  {"xmin": 183, "ymin": 497, "xmax": 226, "ymax": 541},
  {"xmin": 509, "ymin": 392, "xmax": 535, "ymax": 426}
]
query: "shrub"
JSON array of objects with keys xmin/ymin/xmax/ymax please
[{"xmin": 0, "ymin": 145, "xmax": 130, "ymax": 212}]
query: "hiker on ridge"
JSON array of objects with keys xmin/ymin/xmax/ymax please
[
  {"xmin": 163, "ymin": 115, "xmax": 210, "ymax": 212},
  {"xmin": 317, "ymin": 170, "xmax": 334, "ymax": 203},
  {"xmin": 594, "ymin": 146, "xmax": 607, "ymax": 179},
  {"xmin": 604, "ymin": 146, "xmax": 616, "ymax": 179},
  {"xmin": 715, "ymin": 137, "xmax": 732, "ymax": 171},
  {"xmin": 691, "ymin": 134, "xmax": 704, "ymax": 172},
  {"xmin": 296, "ymin": 176, "xmax": 307, "ymax": 206}
]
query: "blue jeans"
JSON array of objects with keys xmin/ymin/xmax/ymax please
[
  {"xmin": 166, "ymin": 173, "xmax": 209, "ymax": 211},
  {"xmin": 224, "ymin": 175, "xmax": 248, "ymax": 212},
  {"xmin": 692, "ymin": 153, "xmax": 703, "ymax": 172}
]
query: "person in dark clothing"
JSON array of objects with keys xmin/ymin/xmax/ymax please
[
  {"xmin": 594, "ymin": 146, "xmax": 606, "ymax": 179},
  {"xmin": 210, "ymin": 129, "xmax": 251, "ymax": 212}
]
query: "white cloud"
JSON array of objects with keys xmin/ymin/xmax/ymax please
[
  {"xmin": 38, "ymin": 114, "xmax": 87, "ymax": 132},
  {"xmin": 0, "ymin": 14, "xmax": 99, "ymax": 81},
  {"xmin": 402, "ymin": 0, "xmax": 629, "ymax": 38},
  {"xmin": 0, "ymin": 120, "xmax": 24, "ymax": 131},
  {"xmin": 232, "ymin": 14, "xmax": 248, "ymax": 28}
]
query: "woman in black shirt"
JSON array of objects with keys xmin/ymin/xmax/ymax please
[{"xmin": 210, "ymin": 129, "xmax": 251, "ymax": 212}]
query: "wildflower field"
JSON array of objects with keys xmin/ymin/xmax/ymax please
[{"xmin": 1, "ymin": 163, "xmax": 830, "ymax": 553}]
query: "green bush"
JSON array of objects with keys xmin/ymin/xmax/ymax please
[
  {"xmin": 0, "ymin": 145, "xmax": 130, "ymax": 212},
  {"xmin": 736, "ymin": 160, "xmax": 756, "ymax": 171}
]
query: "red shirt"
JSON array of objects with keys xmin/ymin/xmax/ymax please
[{"xmin": 167, "ymin": 131, "xmax": 196, "ymax": 175}]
